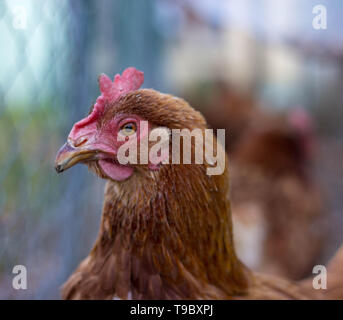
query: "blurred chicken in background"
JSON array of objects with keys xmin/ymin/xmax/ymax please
[
  {"xmin": 230, "ymin": 111, "xmax": 328, "ymax": 280},
  {"xmin": 185, "ymin": 82, "xmax": 328, "ymax": 280}
]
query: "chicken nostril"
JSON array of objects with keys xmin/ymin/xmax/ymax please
[{"xmin": 74, "ymin": 137, "xmax": 88, "ymax": 147}]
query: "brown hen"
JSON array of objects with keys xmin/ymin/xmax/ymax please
[
  {"xmin": 55, "ymin": 68, "xmax": 340, "ymax": 299},
  {"xmin": 230, "ymin": 118, "xmax": 328, "ymax": 280}
]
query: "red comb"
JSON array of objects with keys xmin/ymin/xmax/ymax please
[
  {"xmin": 69, "ymin": 67, "xmax": 144, "ymax": 140},
  {"xmin": 98, "ymin": 67, "xmax": 144, "ymax": 103},
  {"xmin": 288, "ymin": 108, "xmax": 313, "ymax": 133}
]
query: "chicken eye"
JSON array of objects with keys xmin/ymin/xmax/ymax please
[{"xmin": 119, "ymin": 122, "xmax": 137, "ymax": 136}]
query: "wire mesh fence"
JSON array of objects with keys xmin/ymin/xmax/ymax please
[{"xmin": 0, "ymin": 0, "xmax": 97, "ymax": 299}]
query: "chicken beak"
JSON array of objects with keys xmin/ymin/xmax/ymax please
[{"xmin": 55, "ymin": 141, "xmax": 97, "ymax": 173}]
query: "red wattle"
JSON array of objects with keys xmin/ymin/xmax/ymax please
[{"xmin": 99, "ymin": 159, "xmax": 134, "ymax": 181}]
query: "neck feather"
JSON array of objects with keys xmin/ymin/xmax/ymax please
[{"xmin": 62, "ymin": 163, "xmax": 250, "ymax": 299}]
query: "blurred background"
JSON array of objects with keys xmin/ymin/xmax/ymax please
[{"xmin": 0, "ymin": 0, "xmax": 342, "ymax": 299}]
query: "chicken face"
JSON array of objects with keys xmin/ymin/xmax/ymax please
[
  {"xmin": 55, "ymin": 111, "xmax": 153, "ymax": 181},
  {"xmin": 55, "ymin": 67, "xmax": 149, "ymax": 181},
  {"xmin": 55, "ymin": 67, "xmax": 208, "ymax": 181}
]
